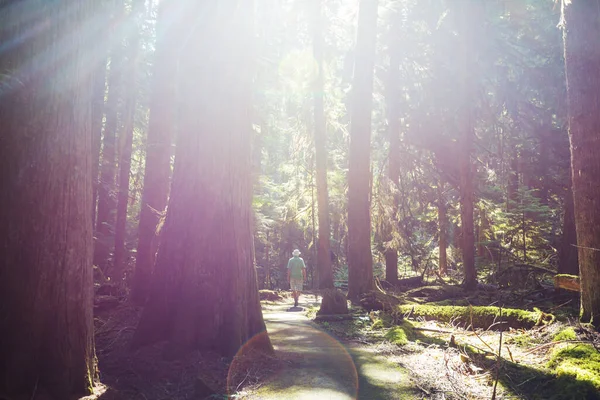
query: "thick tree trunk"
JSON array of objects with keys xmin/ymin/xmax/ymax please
[
  {"xmin": 113, "ymin": 0, "xmax": 144, "ymax": 281},
  {"xmin": 347, "ymin": 0, "xmax": 378, "ymax": 301},
  {"xmin": 438, "ymin": 186, "xmax": 448, "ymax": 276},
  {"xmin": 131, "ymin": 0, "xmax": 178, "ymax": 304},
  {"xmin": 94, "ymin": 0, "xmax": 125, "ymax": 272},
  {"xmin": 132, "ymin": 0, "xmax": 272, "ymax": 357},
  {"xmin": 562, "ymin": 0, "xmax": 600, "ymax": 328},
  {"xmin": 0, "ymin": 3, "xmax": 97, "ymax": 398},
  {"xmin": 313, "ymin": 0, "xmax": 334, "ymax": 289},
  {"xmin": 558, "ymin": 183, "xmax": 579, "ymax": 275},
  {"xmin": 384, "ymin": 5, "xmax": 402, "ymax": 285},
  {"xmin": 457, "ymin": 1, "xmax": 477, "ymax": 290}
]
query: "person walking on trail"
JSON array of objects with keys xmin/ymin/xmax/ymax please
[{"xmin": 287, "ymin": 249, "xmax": 306, "ymax": 307}]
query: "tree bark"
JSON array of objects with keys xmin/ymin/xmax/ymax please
[
  {"xmin": 457, "ymin": 0, "xmax": 477, "ymax": 290},
  {"xmin": 91, "ymin": 0, "xmax": 113, "ymax": 230},
  {"xmin": 131, "ymin": 0, "xmax": 178, "ymax": 304},
  {"xmin": 132, "ymin": 0, "xmax": 272, "ymax": 357},
  {"xmin": 438, "ymin": 185, "xmax": 448, "ymax": 276},
  {"xmin": 384, "ymin": 4, "xmax": 402, "ymax": 285},
  {"xmin": 313, "ymin": 0, "xmax": 334, "ymax": 289},
  {"xmin": 0, "ymin": 2, "xmax": 97, "ymax": 398},
  {"xmin": 562, "ymin": 0, "xmax": 600, "ymax": 327},
  {"xmin": 558, "ymin": 182, "xmax": 579, "ymax": 275},
  {"xmin": 113, "ymin": 0, "xmax": 144, "ymax": 282},
  {"xmin": 94, "ymin": 0, "xmax": 125, "ymax": 272},
  {"xmin": 347, "ymin": 0, "xmax": 378, "ymax": 301}
]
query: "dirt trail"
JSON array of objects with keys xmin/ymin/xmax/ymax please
[{"xmin": 248, "ymin": 296, "xmax": 420, "ymax": 399}]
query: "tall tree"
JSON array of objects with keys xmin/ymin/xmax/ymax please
[
  {"xmin": 438, "ymin": 184, "xmax": 448, "ymax": 276},
  {"xmin": 133, "ymin": 0, "xmax": 272, "ymax": 356},
  {"xmin": 131, "ymin": 0, "xmax": 179, "ymax": 304},
  {"xmin": 383, "ymin": 4, "xmax": 402, "ymax": 285},
  {"xmin": 0, "ymin": 2, "xmax": 97, "ymax": 398},
  {"xmin": 347, "ymin": 0, "xmax": 378, "ymax": 300},
  {"xmin": 558, "ymin": 182, "xmax": 579, "ymax": 275},
  {"xmin": 312, "ymin": 0, "xmax": 334, "ymax": 289},
  {"xmin": 91, "ymin": 0, "xmax": 112, "ymax": 227},
  {"xmin": 113, "ymin": 0, "xmax": 145, "ymax": 281},
  {"xmin": 457, "ymin": 0, "xmax": 477, "ymax": 289},
  {"xmin": 95, "ymin": 0, "xmax": 125, "ymax": 272},
  {"xmin": 562, "ymin": 0, "xmax": 600, "ymax": 328}
]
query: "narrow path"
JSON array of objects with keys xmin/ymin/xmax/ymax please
[{"xmin": 248, "ymin": 295, "xmax": 420, "ymax": 399}]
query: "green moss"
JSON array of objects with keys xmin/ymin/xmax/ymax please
[
  {"xmin": 397, "ymin": 304, "xmax": 552, "ymax": 330},
  {"xmin": 554, "ymin": 274, "xmax": 579, "ymax": 280},
  {"xmin": 553, "ymin": 327, "xmax": 577, "ymax": 342},
  {"xmin": 548, "ymin": 344, "xmax": 600, "ymax": 392},
  {"xmin": 371, "ymin": 319, "xmax": 384, "ymax": 330},
  {"xmin": 384, "ymin": 322, "xmax": 415, "ymax": 346}
]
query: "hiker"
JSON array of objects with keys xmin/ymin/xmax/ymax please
[{"xmin": 287, "ymin": 249, "xmax": 306, "ymax": 307}]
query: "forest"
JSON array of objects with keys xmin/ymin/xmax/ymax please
[{"xmin": 0, "ymin": 0, "xmax": 599, "ymax": 399}]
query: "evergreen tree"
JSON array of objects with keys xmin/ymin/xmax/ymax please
[{"xmin": 0, "ymin": 2, "xmax": 98, "ymax": 397}]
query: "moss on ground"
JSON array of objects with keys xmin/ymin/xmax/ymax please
[
  {"xmin": 397, "ymin": 304, "xmax": 553, "ymax": 330},
  {"xmin": 553, "ymin": 327, "xmax": 577, "ymax": 341},
  {"xmin": 384, "ymin": 322, "xmax": 416, "ymax": 346},
  {"xmin": 547, "ymin": 344, "xmax": 600, "ymax": 394}
]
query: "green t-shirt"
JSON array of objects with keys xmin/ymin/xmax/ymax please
[{"xmin": 287, "ymin": 256, "xmax": 306, "ymax": 280}]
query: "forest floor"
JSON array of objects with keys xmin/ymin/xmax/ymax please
[{"xmin": 90, "ymin": 285, "xmax": 600, "ymax": 400}]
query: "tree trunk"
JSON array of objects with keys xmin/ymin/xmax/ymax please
[
  {"xmin": 132, "ymin": 0, "xmax": 272, "ymax": 357},
  {"xmin": 384, "ymin": 4, "xmax": 402, "ymax": 285},
  {"xmin": 90, "ymin": 0, "xmax": 113, "ymax": 230},
  {"xmin": 313, "ymin": 0, "xmax": 333, "ymax": 289},
  {"xmin": 94, "ymin": 0, "xmax": 125, "ymax": 272},
  {"xmin": 0, "ymin": 3, "xmax": 97, "ymax": 398},
  {"xmin": 131, "ymin": 0, "xmax": 178, "ymax": 304},
  {"xmin": 438, "ymin": 185, "xmax": 448, "ymax": 276},
  {"xmin": 562, "ymin": 0, "xmax": 600, "ymax": 327},
  {"xmin": 113, "ymin": 0, "xmax": 144, "ymax": 282},
  {"xmin": 558, "ymin": 183, "xmax": 579, "ymax": 275},
  {"xmin": 457, "ymin": 0, "xmax": 477, "ymax": 290},
  {"xmin": 347, "ymin": 0, "xmax": 378, "ymax": 301}
]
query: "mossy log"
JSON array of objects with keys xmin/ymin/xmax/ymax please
[
  {"xmin": 318, "ymin": 289, "xmax": 349, "ymax": 315},
  {"xmin": 398, "ymin": 304, "xmax": 554, "ymax": 330},
  {"xmin": 554, "ymin": 274, "xmax": 580, "ymax": 292}
]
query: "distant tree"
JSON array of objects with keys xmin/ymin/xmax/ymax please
[
  {"xmin": 133, "ymin": 0, "xmax": 272, "ymax": 356},
  {"xmin": 456, "ymin": 0, "xmax": 478, "ymax": 290},
  {"xmin": 91, "ymin": 0, "xmax": 112, "ymax": 227},
  {"xmin": 0, "ymin": 2, "xmax": 97, "ymax": 398},
  {"xmin": 383, "ymin": 4, "xmax": 402, "ymax": 285},
  {"xmin": 113, "ymin": 0, "xmax": 145, "ymax": 281},
  {"xmin": 347, "ymin": 0, "xmax": 378, "ymax": 300},
  {"xmin": 438, "ymin": 184, "xmax": 448, "ymax": 276},
  {"xmin": 95, "ymin": 0, "xmax": 125, "ymax": 272},
  {"xmin": 131, "ymin": 0, "xmax": 178, "ymax": 304},
  {"xmin": 312, "ymin": 0, "xmax": 334, "ymax": 289},
  {"xmin": 562, "ymin": 0, "xmax": 600, "ymax": 328}
]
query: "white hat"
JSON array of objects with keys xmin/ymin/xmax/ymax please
[{"xmin": 292, "ymin": 249, "xmax": 301, "ymax": 256}]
